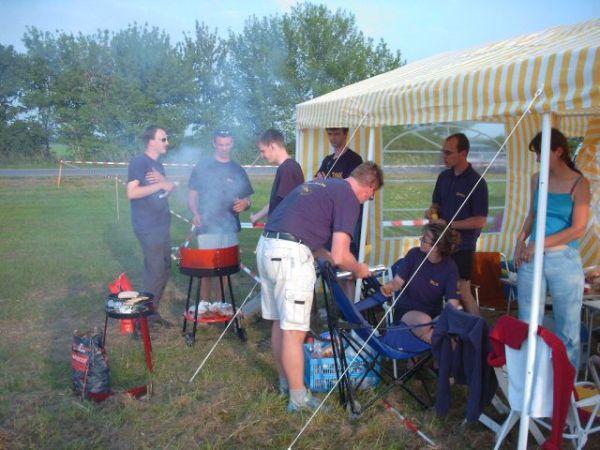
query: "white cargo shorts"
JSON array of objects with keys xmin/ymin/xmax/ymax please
[{"xmin": 256, "ymin": 235, "xmax": 316, "ymax": 331}]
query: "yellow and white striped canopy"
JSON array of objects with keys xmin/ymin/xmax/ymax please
[
  {"xmin": 295, "ymin": 19, "xmax": 600, "ymax": 267},
  {"xmin": 297, "ymin": 19, "xmax": 600, "ymax": 128}
]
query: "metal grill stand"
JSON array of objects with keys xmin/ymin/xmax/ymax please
[{"xmin": 180, "ymin": 264, "xmax": 247, "ymax": 346}]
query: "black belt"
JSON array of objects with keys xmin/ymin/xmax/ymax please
[{"xmin": 262, "ymin": 230, "xmax": 304, "ymax": 245}]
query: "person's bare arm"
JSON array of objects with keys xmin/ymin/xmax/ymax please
[
  {"xmin": 381, "ymin": 275, "xmax": 406, "ymax": 297},
  {"xmin": 250, "ymin": 204, "xmax": 269, "ymax": 224},
  {"xmin": 126, "ymin": 168, "xmax": 175, "ymax": 200},
  {"xmin": 233, "ymin": 197, "xmax": 251, "ymax": 213},
  {"xmin": 188, "ymin": 189, "xmax": 202, "ymax": 226},
  {"xmin": 330, "ymin": 231, "xmax": 370, "ymax": 278}
]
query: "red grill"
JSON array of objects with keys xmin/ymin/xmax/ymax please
[{"xmin": 179, "ymin": 245, "xmax": 240, "ymax": 277}]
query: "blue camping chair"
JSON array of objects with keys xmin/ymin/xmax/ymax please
[{"xmin": 318, "ymin": 259, "xmax": 435, "ymax": 417}]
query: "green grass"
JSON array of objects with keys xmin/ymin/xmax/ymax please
[{"xmin": 0, "ymin": 176, "xmax": 538, "ymax": 449}]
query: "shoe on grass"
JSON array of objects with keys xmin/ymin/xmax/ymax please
[
  {"xmin": 287, "ymin": 393, "xmax": 325, "ymax": 413},
  {"xmin": 151, "ymin": 316, "xmax": 173, "ymax": 328}
]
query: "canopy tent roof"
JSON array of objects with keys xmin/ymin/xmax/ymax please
[{"xmin": 296, "ymin": 19, "xmax": 600, "ymax": 128}]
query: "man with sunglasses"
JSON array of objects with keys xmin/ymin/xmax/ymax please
[
  {"xmin": 426, "ymin": 133, "xmax": 488, "ymax": 315},
  {"xmin": 188, "ymin": 129, "xmax": 254, "ymax": 302},
  {"xmin": 127, "ymin": 125, "xmax": 177, "ymax": 328}
]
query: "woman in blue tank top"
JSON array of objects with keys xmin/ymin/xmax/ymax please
[{"xmin": 514, "ymin": 128, "xmax": 591, "ymax": 370}]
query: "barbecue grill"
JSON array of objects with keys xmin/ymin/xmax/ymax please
[{"xmin": 179, "ymin": 245, "xmax": 246, "ymax": 345}]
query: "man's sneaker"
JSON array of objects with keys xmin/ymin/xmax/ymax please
[
  {"xmin": 287, "ymin": 393, "xmax": 324, "ymax": 413},
  {"xmin": 151, "ymin": 316, "xmax": 173, "ymax": 328}
]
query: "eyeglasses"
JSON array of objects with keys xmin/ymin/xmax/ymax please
[
  {"xmin": 159, "ymin": 137, "xmax": 169, "ymax": 142},
  {"xmin": 214, "ymin": 130, "xmax": 232, "ymax": 138},
  {"xmin": 419, "ymin": 236, "xmax": 435, "ymax": 245}
]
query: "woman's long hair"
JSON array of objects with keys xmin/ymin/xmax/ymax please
[
  {"xmin": 424, "ymin": 223, "xmax": 460, "ymax": 258},
  {"xmin": 528, "ymin": 128, "xmax": 582, "ymax": 174}
]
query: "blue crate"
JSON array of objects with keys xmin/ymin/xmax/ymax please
[{"xmin": 303, "ymin": 344, "xmax": 381, "ymax": 393}]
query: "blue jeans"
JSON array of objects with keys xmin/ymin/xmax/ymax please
[{"xmin": 517, "ymin": 246, "xmax": 584, "ymax": 369}]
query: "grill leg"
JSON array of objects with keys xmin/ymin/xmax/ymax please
[
  {"xmin": 226, "ymin": 275, "xmax": 246, "ymax": 342},
  {"xmin": 187, "ymin": 277, "xmax": 202, "ymax": 346},
  {"xmin": 182, "ymin": 276, "xmax": 193, "ymax": 334}
]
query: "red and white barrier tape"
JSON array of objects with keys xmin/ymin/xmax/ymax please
[
  {"xmin": 60, "ymin": 160, "xmax": 273, "ymax": 169},
  {"xmin": 382, "ymin": 217, "xmax": 495, "ymax": 228}
]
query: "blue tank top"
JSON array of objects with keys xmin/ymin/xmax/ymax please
[{"xmin": 530, "ymin": 178, "xmax": 581, "ymax": 248}]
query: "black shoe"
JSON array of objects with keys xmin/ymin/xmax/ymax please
[{"xmin": 151, "ymin": 316, "xmax": 173, "ymax": 329}]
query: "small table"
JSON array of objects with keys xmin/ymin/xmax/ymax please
[
  {"xmin": 582, "ymin": 294, "xmax": 600, "ymax": 379},
  {"xmin": 99, "ymin": 307, "xmax": 154, "ymax": 400}
]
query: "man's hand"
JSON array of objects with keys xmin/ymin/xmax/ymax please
[
  {"xmin": 381, "ymin": 283, "xmax": 394, "ymax": 297},
  {"xmin": 192, "ymin": 213, "xmax": 202, "ymax": 227},
  {"xmin": 233, "ymin": 197, "xmax": 250, "ymax": 213},
  {"xmin": 353, "ymin": 263, "xmax": 371, "ymax": 279},
  {"xmin": 145, "ymin": 168, "xmax": 165, "ymax": 184}
]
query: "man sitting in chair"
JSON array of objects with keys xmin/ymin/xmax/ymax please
[{"xmin": 381, "ymin": 223, "xmax": 462, "ymax": 343}]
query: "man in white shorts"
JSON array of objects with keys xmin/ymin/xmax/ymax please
[{"xmin": 256, "ymin": 162, "xmax": 383, "ymax": 412}]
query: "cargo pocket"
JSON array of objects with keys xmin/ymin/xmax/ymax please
[{"xmin": 283, "ymin": 289, "xmax": 313, "ymax": 328}]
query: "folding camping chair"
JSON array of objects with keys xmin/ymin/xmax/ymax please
[
  {"xmin": 318, "ymin": 259, "xmax": 434, "ymax": 417},
  {"xmin": 490, "ymin": 320, "xmax": 600, "ymax": 449}
]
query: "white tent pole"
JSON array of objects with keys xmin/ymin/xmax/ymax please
[
  {"xmin": 517, "ymin": 112, "xmax": 553, "ymax": 449},
  {"xmin": 354, "ymin": 127, "xmax": 376, "ymax": 301}
]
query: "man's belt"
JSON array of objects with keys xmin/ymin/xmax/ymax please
[{"xmin": 262, "ymin": 230, "xmax": 304, "ymax": 245}]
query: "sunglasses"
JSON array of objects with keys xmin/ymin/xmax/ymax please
[{"xmin": 214, "ymin": 130, "xmax": 232, "ymax": 138}]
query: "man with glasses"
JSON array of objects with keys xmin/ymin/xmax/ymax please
[
  {"xmin": 188, "ymin": 129, "xmax": 254, "ymax": 302},
  {"xmin": 426, "ymin": 133, "xmax": 488, "ymax": 315},
  {"xmin": 256, "ymin": 162, "xmax": 383, "ymax": 412},
  {"xmin": 127, "ymin": 125, "xmax": 177, "ymax": 328}
]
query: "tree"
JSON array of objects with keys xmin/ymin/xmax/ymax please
[{"xmin": 180, "ymin": 21, "xmax": 228, "ymax": 147}]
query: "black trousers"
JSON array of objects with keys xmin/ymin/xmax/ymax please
[{"xmin": 135, "ymin": 228, "xmax": 171, "ymax": 318}]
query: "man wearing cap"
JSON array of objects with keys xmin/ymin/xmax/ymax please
[
  {"xmin": 250, "ymin": 128, "xmax": 304, "ymax": 225},
  {"xmin": 256, "ymin": 161, "xmax": 383, "ymax": 412},
  {"xmin": 127, "ymin": 125, "xmax": 177, "ymax": 327},
  {"xmin": 425, "ymin": 133, "xmax": 488, "ymax": 315},
  {"xmin": 188, "ymin": 130, "xmax": 254, "ymax": 302}
]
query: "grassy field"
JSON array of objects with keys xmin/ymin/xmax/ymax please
[{"xmin": 0, "ymin": 175, "xmax": 550, "ymax": 450}]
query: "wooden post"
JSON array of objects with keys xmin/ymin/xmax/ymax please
[
  {"xmin": 57, "ymin": 161, "xmax": 63, "ymax": 188},
  {"xmin": 115, "ymin": 177, "xmax": 120, "ymax": 222}
]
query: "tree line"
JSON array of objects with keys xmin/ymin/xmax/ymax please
[{"xmin": 0, "ymin": 3, "xmax": 403, "ymax": 163}]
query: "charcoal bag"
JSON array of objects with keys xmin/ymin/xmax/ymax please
[{"xmin": 71, "ymin": 330, "xmax": 111, "ymax": 397}]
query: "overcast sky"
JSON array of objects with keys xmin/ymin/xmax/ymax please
[{"xmin": 1, "ymin": 0, "xmax": 598, "ymax": 63}]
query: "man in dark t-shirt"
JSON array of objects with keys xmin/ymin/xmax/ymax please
[
  {"xmin": 250, "ymin": 129, "xmax": 304, "ymax": 225},
  {"xmin": 127, "ymin": 125, "xmax": 177, "ymax": 327},
  {"xmin": 315, "ymin": 127, "xmax": 363, "ymax": 180},
  {"xmin": 426, "ymin": 133, "xmax": 488, "ymax": 315},
  {"xmin": 256, "ymin": 162, "xmax": 383, "ymax": 412},
  {"xmin": 187, "ymin": 129, "xmax": 254, "ymax": 301}
]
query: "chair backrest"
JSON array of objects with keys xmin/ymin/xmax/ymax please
[
  {"xmin": 471, "ymin": 252, "xmax": 506, "ymax": 308},
  {"xmin": 318, "ymin": 259, "xmax": 425, "ymax": 359},
  {"xmin": 505, "ymin": 336, "xmax": 555, "ymax": 418}
]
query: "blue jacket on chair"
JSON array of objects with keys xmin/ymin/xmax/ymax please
[{"xmin": 431, "ymin": 304, "xmax": 497, "ymax": 422}]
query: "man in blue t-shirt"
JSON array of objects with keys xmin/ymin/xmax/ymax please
[
  {"xmin": 250, "ymin": 129, "xmax": 304, "ymax": 225},
  {"xmin": 127, "ymin": 125, "xmax": 178, "ymax": 327},
  {"xmin": 188, "ymin": 129, "xmax": 254, "ymax": 302},
  {"xmin": 256, "ymin": 162, "xmax": 383, "ymax": 413},
  {"xmin": 426, "ymin": 133, "xmax": 488, "ymax": 315}
]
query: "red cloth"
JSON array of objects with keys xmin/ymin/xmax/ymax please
[
  {"xmin": 108, "ymin": 272, "xmax": 134, "ymax": 294},
  {"xmin": 488, "ymin": 315, "xmax": 575, "ymax": 450}
]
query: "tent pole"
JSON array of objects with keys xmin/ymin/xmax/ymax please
[
  {"xmin": 517, "ymin": 112, "xmax": 553, "ymax": 450},
  {"xmin": 354, "ymin": 127, "xmax": 376, "ymax": 301}
]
